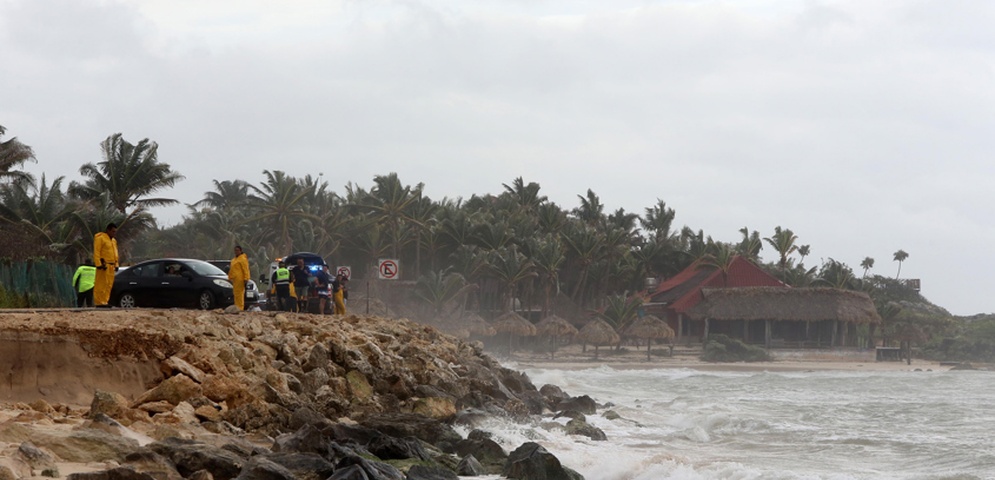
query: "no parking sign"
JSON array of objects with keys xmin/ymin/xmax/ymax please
[
  {"xmin": 336, "ymin": 266, "xmax": 352, "ymax": 280},
  {"xmin": 377, "ymin": 259, "xmax": 399, "ymax": 280}
]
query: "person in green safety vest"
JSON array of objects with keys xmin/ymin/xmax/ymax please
[
  {"xmin": 72, "ymin": 263, "xmax": 96, "ymax": 307},
  {"xmin": 270, "ymin": 261, "xmax": 292, "ymax": 311}
]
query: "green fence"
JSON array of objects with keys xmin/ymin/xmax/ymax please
[{"xmin": 0, "ymin": 259, "xmax": 76, "ymax": 307}]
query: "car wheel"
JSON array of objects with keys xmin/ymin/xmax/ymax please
[
  {"xmin": 198, "ymin": 290, "xmax": 215, "ymax": 310},
  {"xmin": 118, "ymin": 293, "xmax": 137, "ymax": 308}
]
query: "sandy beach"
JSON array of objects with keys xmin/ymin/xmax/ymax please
[{"xmin": 500, "ymin": 343, "xmax": 955, "ymax": 372}]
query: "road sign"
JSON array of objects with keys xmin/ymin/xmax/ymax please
[
  {"xmin": 336, "ymin": 266, "xmax": 352, "ymax": 280},
  {"xmin": 377, "ymin": 259, "xmax": 399, "ymax": 280}
]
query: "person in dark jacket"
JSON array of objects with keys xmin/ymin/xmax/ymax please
[{"xmin": 291, "ymin": 258, "xmax": 311, "ymax": 312}]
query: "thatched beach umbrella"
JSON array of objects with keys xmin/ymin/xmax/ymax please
[
  {"xmin": 492, "ymin": 311, "xmax": 537, "ymax": 353},
  {"xmin": 463, "ymin": 312, "xmax": 497, "ymax": 337},
  {"xmin": 625, "ymin": 315, "xmax": 675, "ymax": 360},
  {"xmin": 578, "ymin": 318, "xmax": 620, "ymax": 359},
  {"xmin": 535, "ymin": 314, "xmax": 579, "ymax": 359}
]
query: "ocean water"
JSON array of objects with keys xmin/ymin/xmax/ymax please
[{"xmin": 467, "ymin": 365, "xmax": 995, "ymax": 480}]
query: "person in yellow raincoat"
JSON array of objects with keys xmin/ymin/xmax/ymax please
[
  {"xmin": 332, "ymin": 273, "xmax": 348, "ymax": 315},
  {"xmin": 228, "ymin": 245, "xmax": 250, "ymax": 310},
  {"xmin": 92, "ymin": 223, "xmax": 118, "ymax": 307}
]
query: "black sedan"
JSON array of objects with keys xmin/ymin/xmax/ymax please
[{"xmin": 112, "ymin": 258, "xmax": 235, "ymax": 309}]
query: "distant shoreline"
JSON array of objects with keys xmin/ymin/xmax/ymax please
[{"xmin": 498, "ymin": 344, "xmax": 956, "ymax": 372}]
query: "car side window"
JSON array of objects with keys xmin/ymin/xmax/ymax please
[
  {"xmin": 138, "ymin": 262, "xmax": 163, "ymax": 278},
  {"xmin": 165, "ymin": 262, "xmax": 183, "ymax": 276}
]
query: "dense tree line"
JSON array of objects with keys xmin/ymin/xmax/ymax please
[{"xmin": 3, "ymin": 128, "xmax": 990, "ymax": 361}]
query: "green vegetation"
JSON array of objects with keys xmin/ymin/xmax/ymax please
[
  {"xmin": 2, "ymin": 124, "xmax": 992, "ymax": 361},
  {"xmin": 701, "ymin": 334, "xmax": 773, "ymax": 362}
]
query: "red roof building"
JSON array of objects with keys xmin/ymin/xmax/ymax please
[{"xmin": 644, "ymin": 256, "xmax": 787, "ymax": 342}]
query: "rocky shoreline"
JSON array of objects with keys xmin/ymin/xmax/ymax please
[{"xmin": 0, "ymin": 309, "xmax": 609, "ymax": 480}]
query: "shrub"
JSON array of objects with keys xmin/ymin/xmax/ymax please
[{"xmin": 701, "ymin": 334, "xmax": 772, "ymax": 362}]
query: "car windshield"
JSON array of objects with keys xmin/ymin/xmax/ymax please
[{"xmin": 186, "ymin": 260, "xmax": 227, "ymax": 276}]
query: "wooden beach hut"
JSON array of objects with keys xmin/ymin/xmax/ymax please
[{"xmin": 687, "ymin": 287, "xmax": 882, "ymax": 348}]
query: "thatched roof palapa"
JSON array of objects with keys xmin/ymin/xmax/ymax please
[
  {"xmin": 578, "ymin": 318, "xmax": 620, "ymax": 346},
  {"xmin": 535, "ymin": 314, "xmax": 579, "ymax": 337},
  {"xmin": 492, "ymin": 311, "xmax": 537, "ymax": 337},
  {"xmin": 462, "ymin": 312, "xmax": 497, "ymax": 337},
  {"xmin": 688, "ymin": 287, "xmax": 882, "ymax": 324},
  {"xmin": 624, "ymin": 314, "xmax": 675, "ymax": 340}
]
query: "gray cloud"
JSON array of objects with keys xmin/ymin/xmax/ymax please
[{"xmin": 2, "ymin": 0, "xmax": 993, "ymax": 314}]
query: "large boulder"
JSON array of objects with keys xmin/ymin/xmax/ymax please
[
  {"xmin": 502, "ymin": 442, "xmax": 583, "ymax": 480},
  {"xmin": 147, "ymin": 438, "xmax": 246, "ymax": 480}
]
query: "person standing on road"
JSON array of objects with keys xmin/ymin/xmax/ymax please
[
  {"xmin": 228, "ymin": 245, "xmax": 250, "ymax": 310},
  {"xmin": 72, "ymin": 263, "xmax": 96, "ymax": 307},
  {"xmin": 92, "ymin": 223, "xmax": 118, "ymax": 307},
  {"xmin": 315, "ymin": 264, "xmax": 331, "ymax": 315},
  {"xmin": 291, "ymin": 258, "xmax": 311, "ymax": 313},
  {"xmin": 332, "ymin": 273, "xmax": 347, "ymax": 315},
  {"xmin": 271, "ymin": 261, "xmax": 292, "ymax": 311}
]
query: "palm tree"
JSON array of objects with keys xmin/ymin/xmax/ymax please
[
  {"xmin": 245, "ymin": 170, "xmax": 318, "ymax": 254},
  {"xmin": 360, "ymin": 173, "xmax": 424, "ymax": 258},
  {"xmin": 528, "ymin": 235, "xmax": 566, "ymax": 318},
  {"xmin": 764, "ymin": 226, "xmax": 799, "ymax": 271},
  {"xmin": 573, "ymin": 189, "xmax": 605, "ymax": 225},
  {"xmin": 860, "ymin": 257, "xmax": 875, "ymax": 277},
  {"xmin": 813, "ymin": 258, "xmax": 858, "ymax": 290},
  {"xmin": 736, "ymin": 227, "xmax": 763, "ymax": 260},
  {"xmin": 415, "ymin": 269, "xmax": 474, "ymax": 317},
  {"xmin": 893, "ymin": 249, "xmax": 909, "ymax": 279},
  {"xmin": 641, "ymin": 199, "xmax": 677, "ymax": 243},
  {"xmin": 69, "ymin": 133, "xmax": 184, "ymax": 225},
  {"xmin": 797, "ymin": 245, "xmax": 811, "ymax": 266},
  {"xmin": 562, "ymin": 222, "xmax": 605, "ymax": 304},
  {"xmin": 194, "ymin": 179, "xmax": 250, "ymax": 210},
  {"xmin": 0, "ymin": 126, "xmax": 35, "ymax": 183},
  {"xmin": 502, "ymin": 177, "xmax": 546, "ymax": 213},
  {"xmin": 0, "ymin": 175, "xmax": 73, "ymax": 250},
  {"xmin": 598, "ymin": 293, "xmax": 643, "ymax": 337},
  {"xmin": 486, "ymin": 246, "xmax": 536, "ymax": 312}
]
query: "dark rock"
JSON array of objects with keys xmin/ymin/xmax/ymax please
[
  {"xmin": 453, "ymin": 436, "xmax": 506, "ymax": 469},
  {"xmin": 304, "ymin": 344, "xmax": 330, "ymax": 372},
  {"xmin": 334, "ymin": 456, "xmax": 404, "ymax": 480},
  {"xmin": 466, "ymin": 430, "xmax": 491, "ymax": 441},
  {"xmin": 327, "ymin": 464, "xmax": 369, "ymax": 480},
  {"xmin": 288, "ymin": 406, "xmax": 333, "ymax": 431},
  {"xmin": 565, "ymin": 419, "xmax": 607, "ymax": 441},
  {"xmin": 324, "ymin": 422, "xmax": 383, "ymax": 446},
  {"xmin": 455, "ymin": 455, "xmax": 485, "ymax": 476},
  {"xmin": 602, "ymin": 410, "xmax": 621, "ymax": 421},
  {"xmin": 234, "ymin": 457, "xmax": 295, "ymax": 480},
  {"xmin": 67, "ymin": 466, "xmax": 157, "ymax": 480},
  {"xmin": 366, "ymin": 436, "xmax": 432, "ymax": 461},
  {"xmin": 272, "ymin": 424, "xmax": 330, "ymax": 455},
  {"xmin": 18, "ymin": 441, "xmax": 57, "ymax": 471},
  {"xmin": 555, "ymin": 396, "xmax": 596, "ymax": 415},
  {"xmin": 404, "ymin": 464, "xmax": 458, "ymax": 480},
  {"xmin": 258, "ymin": 453, "xmax": 335, "ymax": 480},
  {"xmin": 121, "ymin": 450, "xmax": 183, "ymax": 480},
  {"xmin": 538, "ymin": 384, "xmax": 569, "ymax": 406},
  {"xmin": 502, "ymin": 442, "xmax": 584, "ymax": 480},
  {"xmin": 553, "ymin": 410, "xmax": 586, "ymax": 422},
  {"xmin": 360, "ymin": 414, "xmax": 461, "ymax": 453},
  {"xmin": 148, "ymin": 438, "xmax": 246, "ymax": 480}
]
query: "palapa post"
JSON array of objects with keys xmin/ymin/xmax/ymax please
[
  {"xmin": 624, "ymin": 314, "xmax": 675, "ymax": 360},
  {"xmin": 535, "ymin": 314, "xmax": 578, "ymax": 359}
]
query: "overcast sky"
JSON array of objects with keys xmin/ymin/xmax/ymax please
[{"xmin": 2, "ymin": 0, "xmax": 993, "ymax": 315}]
